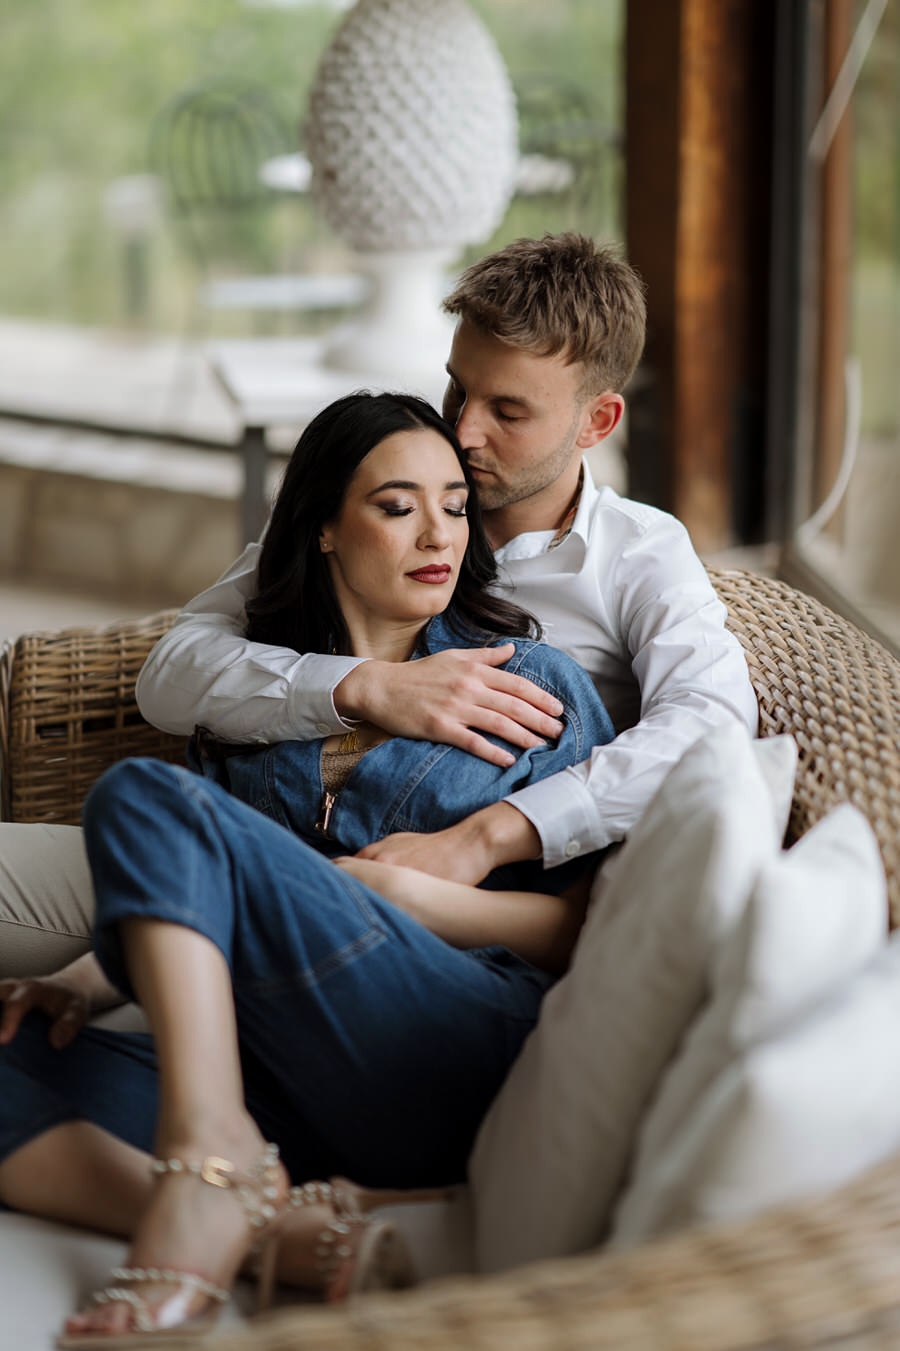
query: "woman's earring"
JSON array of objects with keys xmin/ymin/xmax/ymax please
[{"xmin": 320, "ymin": 539, "xmax": 331, "ymax": 553}]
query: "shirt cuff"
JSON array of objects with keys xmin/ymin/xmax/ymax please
[
  {"xmin": 285, "ymin": 653, "xmax": 368, "ymax": 738},
  {"xmin": 505, "ymin": 766, "xmax": 609, "ymax": 870}
]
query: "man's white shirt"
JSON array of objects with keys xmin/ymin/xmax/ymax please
[{"xmin": 136, "ymin": 463, "xmax": 758, "ymax": 868}]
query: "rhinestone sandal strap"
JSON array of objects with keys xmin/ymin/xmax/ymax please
[
  {"xmin": 89, "ymin": 1270, "xmax": 229, "ymax": 1335},
  {"xmin": 149, "ymin": 1143, "xmax": 284, "ymax": 1233},
  {"xmin": 288, "ymin": 1180, "xmax": 336, "ymax": 1209},
  {"xmin": 91, "ymin": 1287, "xmax": 156, "ymax": 1335},
  {"xmin": 286, "ymin": 1181, "xmax": 368, "ymax": 1285},
  {"xmin": 106, "ymin": 1268, "xmax": 229, "ymax": 1302}
]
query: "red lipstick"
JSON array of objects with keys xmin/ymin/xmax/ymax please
[{"xmin": 406, "ymin": 565, "xmax": 452, "ymax": 584}]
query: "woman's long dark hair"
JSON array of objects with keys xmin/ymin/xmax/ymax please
[{"xmin": 245, "ymin": 391, "xmax": 539, "ymax": 655}]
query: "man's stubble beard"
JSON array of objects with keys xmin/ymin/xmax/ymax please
[{"xmin": 471, "ymin": 415, "xmax": 582, "ymax": 514}]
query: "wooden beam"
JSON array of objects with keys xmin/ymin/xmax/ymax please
[{"xmin": 625, "ymin": 0, "xmax": 774, "ymax": 550}]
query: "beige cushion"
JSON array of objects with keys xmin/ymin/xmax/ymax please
[
  {"xmin": 0, "ymin": 824, "xmax": 94, "ymax": 977},
  {"xmin": 612, "ymin": 802, "xmax": 888, "ymax": 1243},
  {"xmin": 469, "ymin": 725, "xmax": 796, "ymax": 1273}
]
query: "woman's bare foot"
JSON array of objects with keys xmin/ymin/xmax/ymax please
[{"xmin": 61, "ymin": 1118, "xmax": 287, "ymax": 1340}]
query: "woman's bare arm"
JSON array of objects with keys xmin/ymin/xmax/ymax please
[{"xmin": 334, "ymin": 857, "xmax": 590, "ymax": 976}]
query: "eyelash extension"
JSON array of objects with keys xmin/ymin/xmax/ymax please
[{"xmin": 380, "ymin": 504, "xmax": 467, "ymax": 517}]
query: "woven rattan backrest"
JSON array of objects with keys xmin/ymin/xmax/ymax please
[
  {"xmin": 708, "ymin": 568, "xmax": 900, "ymax": 926},
  {"xmin": 1, "ymin": 573, "xmax": 898, "ymax": 924},
  {"xmin": 0, "ymin": 611, "xmax": 185, "ymax": 825}
]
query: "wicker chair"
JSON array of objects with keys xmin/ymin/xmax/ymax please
[{"xmin": 1, "ymin": 570, "xmax": 900, "ymax": 1349}]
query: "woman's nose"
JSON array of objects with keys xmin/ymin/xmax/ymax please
[{"xmin": 419, "ymin": 511, "xmax": 452, "ymax": 549}]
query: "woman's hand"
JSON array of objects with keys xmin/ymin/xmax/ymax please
[
  {"xmin": 0, "ymin": 952, "xmax": 123, "ymax": 1049},
  {"xmin": 334, "ymin": 853, "xmax": 587, "ymax": 974},
  {"xmin": 334, "ymin": 856, "xmax": 431, "ymax": 925},
  {"xmin": 0, "ymin": 974, "xmax": 90, "ymax": 1049}
]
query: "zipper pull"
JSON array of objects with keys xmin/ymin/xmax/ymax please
[{"xmin": 315, "ymin": 790, "xmax": 336, "ymax": 836}]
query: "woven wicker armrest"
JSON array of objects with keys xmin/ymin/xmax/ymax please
[
  {"xmin": 0, "ymin": 610, "xmax": 185, "ymax": 824},
  {"xmin": 163, "ymin": 1151, "xmax": 900, "ymax": 1350},
  {"xmin": 707, "ymin": 569, "xmax": 900, "ymax": 927}
]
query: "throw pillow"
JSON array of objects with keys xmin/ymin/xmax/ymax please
[
  {"xmin": 612, "ymin": 801, "xmax": 888, "ymax": 1244},
  {"xmin": 469, "ymin": 725, "xmax": 795, "ymax": 1273},
  {"xmin": 612, "ymin": 912, "xmax": 898, "ymax": 1242}
]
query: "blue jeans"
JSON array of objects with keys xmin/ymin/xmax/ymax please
[{"xmin": 0, "ymin": 759, "xmax": 554, "ymax": 1187}]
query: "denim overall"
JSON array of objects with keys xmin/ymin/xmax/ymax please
[{"xmin": 0, "ymin": 621, "xmax": 614, "ymax": 1187}]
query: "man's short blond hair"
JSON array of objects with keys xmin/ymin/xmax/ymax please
[{"xmin": 443, "ymin": 233, "xmax": 646, "ymax": 396}]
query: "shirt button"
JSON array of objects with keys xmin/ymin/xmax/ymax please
[
  {"xmin": 565, "ymin": 840, "xmax": 581, "ymax": 858},
  {"xmin": 316, "ymin": 722, "xmax": 331, "ymax": 735}
]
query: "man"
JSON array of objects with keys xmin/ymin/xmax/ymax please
[{"xmin": 135, "ymin": 233, "xmax": 757, "ymax": 885}]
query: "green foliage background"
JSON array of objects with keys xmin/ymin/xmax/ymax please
[
  {"xmin": 0, "ymin": 0, "xmax": 622, "ymax": 331},
  {"xmin": 1, "ymin": 0, "xmax": 895, "ymax": 438}
]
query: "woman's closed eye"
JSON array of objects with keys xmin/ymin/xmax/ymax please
[{"xmin": 378, "ymin": 499, "xmax": 467, "ymax": 518}]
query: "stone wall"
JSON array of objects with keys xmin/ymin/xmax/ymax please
[{"xmin": 0, "ymin": 419, "xmax": 270, "ymax": 609}]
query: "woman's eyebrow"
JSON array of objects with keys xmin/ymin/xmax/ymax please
[{"xmin": 368, "ymin": 479, "xmax": 468, "ymax": 495}]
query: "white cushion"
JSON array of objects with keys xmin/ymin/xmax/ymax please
[
  {"xmin": 610, "ymin": 918, "xmax": 900, "ymax": 1241},
  {"xmin": 468, "ymin": 725, "xmax": 795, "ymax": 1273},
  {"xmin": 612, "ymin": 802, "xmax": 888, "ymax": 1244}
]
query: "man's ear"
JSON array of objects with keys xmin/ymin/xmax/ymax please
[{"xmin": 576, "ymin": 392, "xmax": 624, "ymax": 448}]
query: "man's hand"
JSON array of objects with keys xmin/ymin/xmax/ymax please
[
  {"xmin": 355, "ymin": 801, "xmax": 542, "ymax": 885},
  {"xmin": 335, "ymin": 644, "xmax": 564, "ymax": 768},
  {"xmin": 0, "ymin": 974, "xmax": 90, "ymax": 1049}
]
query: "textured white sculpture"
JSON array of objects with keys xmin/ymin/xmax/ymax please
[{"xmin": 306, "ymin": 0, "xmax": 518, "ymax": 252}]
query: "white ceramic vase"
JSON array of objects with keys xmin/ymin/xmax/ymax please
[{"xmin": 305, "ymin": 0, "xmax": 518, "ymax": 391}]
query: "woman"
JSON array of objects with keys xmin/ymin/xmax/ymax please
[{"xmin": 0, "ymin": 393, "xmax": 614, "ymax": 1345}]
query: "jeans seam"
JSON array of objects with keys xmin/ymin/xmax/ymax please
[
  {"xmin": 234, "ymin": 925, "xmax": 387, "ymax": 995},
  {"xmin": 377, "ymin": 744, "xmax": 454, "ymax": 835}
]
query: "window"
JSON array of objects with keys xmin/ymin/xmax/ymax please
[{"xmin": 779, "ymin": 0, "xmax": 900, "ymax": 653}]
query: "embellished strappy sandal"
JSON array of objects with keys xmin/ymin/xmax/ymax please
[
  {"xmin": 56, "ymin": 1143, "xmax": 287, "ymax": 1349},
  {"xmin": 283, "ymin": 1178, "xmax": 416, "ymax": 1303}
]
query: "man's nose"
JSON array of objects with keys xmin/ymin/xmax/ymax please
[{"xmin": 454, "ymin": 400, "xmax": 486, "ymax": 449}]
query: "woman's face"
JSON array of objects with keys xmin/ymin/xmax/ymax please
[{"xmin": 319, "ymin": 427, "xmax": 470, "ymax": 638}]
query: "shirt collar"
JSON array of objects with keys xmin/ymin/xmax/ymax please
[{"xmin": 494, "ymin": 458, "xmax": 598, "ymax": 565}]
